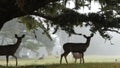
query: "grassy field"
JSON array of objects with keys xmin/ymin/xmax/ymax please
[
  {"xmin": 0, "ymin": 63, "xmax": 120, "ymax": 68},
  {"xmin": 0, "ymin": 55, "xmax": 120, "ymax": 68}
]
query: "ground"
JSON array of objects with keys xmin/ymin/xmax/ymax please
[{"xmin": 0, "ymin": 55, "xmax": 120, "ymax": 68}]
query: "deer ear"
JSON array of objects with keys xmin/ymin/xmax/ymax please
[
  {"xmin": 83, "ymin": 35, "xmax": 87, "ymax": 38},
  {"xmin": 15, "ymin": 34, "xmax": 18, "ymax": 38},
  {"xmin": 91, "ymin": 33, "xmax": 94, "ymax": 37},
  {"xmin": 22, "ymin": 34, "xmax": 25, "ymax": 38}
]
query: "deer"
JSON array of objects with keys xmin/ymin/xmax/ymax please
[
  {"xmin": 60, "ymin": 33, "xmax": 94, "ymax": 64},
  {"xmin": 72, "ymin": 52, "xmax": 84, "ymax": 63},
  {"xmin": 0, "ymin": 34, "xmax": 25, "ymax": 67}
]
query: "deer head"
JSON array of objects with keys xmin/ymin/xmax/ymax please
[
  {"xmin": 83, "ymin": 33, "xmax": 94, "ymax": 46},
  {"xmin": 14, "ymin": 34, "xmax": 25, "ymax": 45},
  {"xmin": 15, "ymin": 34, "xmax": 25, "ymax": 39},
  {"xmin": 83, "ymin": 33, "xmax": 94, "ymax": 38}
]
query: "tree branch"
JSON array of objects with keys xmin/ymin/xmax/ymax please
[
  {"xmin": 107, "ymin": 29, "xmax": 120, "ymax": 34},
  {"xmin": 32, "ymin": 12, "xmax": 54, "ymax": 21}
]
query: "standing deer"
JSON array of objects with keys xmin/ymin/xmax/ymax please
[
  {"xmin": 72, "ymin": 52, "xmax": 84, "ymax": 63},
  {"xmin": 60, "ymin": 33, "xmax": 94, "ymax": 64},
  {"xmin": 0, "ymin": 34, "xmax": 25, "ymax": 67}
]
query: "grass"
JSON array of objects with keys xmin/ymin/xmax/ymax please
[
  {"xmin": 0, "ymin": 55, "xmax": 120, "ymax": 68},
  {"xmin": 0, "ymin": 63, "xmax": 120, "ymax": 68}
]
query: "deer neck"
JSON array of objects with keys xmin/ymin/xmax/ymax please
[
  {"xmin": 14, "ymin": 39, "xmax": 22, "ymax": 48},
  {"xmin": 85, "ymin": 39, "xmax": 91, "ymax": 47}
]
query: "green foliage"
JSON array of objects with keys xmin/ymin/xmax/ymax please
[
  {"xmin": 19, "ymin": 16, "xmax": 39, "ymax": 31},
  {"xmin": 52, "ymin": 8, "xmax": 88, "ymax": 36},
  {"xmin": 39, "ymin": 2, "xmax": 64, "ymax": 16},
  {"xmin": 18, "ymin": 16, "xmax": 52, "ymax": 40},
  {"xmin": 17, "ymin": 0, "xmax": 120, "ymax": 40}
]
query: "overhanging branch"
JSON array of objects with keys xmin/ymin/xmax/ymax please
[
  {"xmin": 107, "ymin": 29, "xmax": 120, "ymax": 34},
  {"xmin": 32, "ymin": 12, "xmax": 54, "ymax": 21}
]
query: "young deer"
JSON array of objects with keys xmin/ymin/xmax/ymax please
[
  {"xmin": 0, "ymin": 34, "xmax": 25, "ymax": 67},
  {"xmin": 72, "ymin": 52, "xmax": 84, "ymax": 63},
  {"xmin": 60, "ymin": 33, "xmax": 94, "ymax": 64}
]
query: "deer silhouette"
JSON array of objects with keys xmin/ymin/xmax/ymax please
[
  {"xmin": 60, "ymin": 33, "xmax": 94, "ymax": 64},
  {"xmin": 0, "ymin": 34, "xmax": 25, "ymax": 66}
]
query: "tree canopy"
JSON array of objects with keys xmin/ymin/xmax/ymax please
[{"xmin": 0, "ymin": 0, "xmax": 120, "ymax": 39}]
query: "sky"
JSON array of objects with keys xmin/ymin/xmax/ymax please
[{"xmin": 66, "ymin": 1, "xmax": 101, "ymax": 13}]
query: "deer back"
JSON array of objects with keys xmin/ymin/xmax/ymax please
[{"xmin": 63, "ymin": 43, "xmax": 87, "ymax": 52}]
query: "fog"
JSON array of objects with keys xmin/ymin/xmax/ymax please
[{"xmin": 1, "ymin": 18, "xmax": 120, "ymax": 59}]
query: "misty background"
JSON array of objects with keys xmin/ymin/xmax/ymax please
[{"xmin": 0, "ymin": 18, "xmax": 120, "ymax": 60}]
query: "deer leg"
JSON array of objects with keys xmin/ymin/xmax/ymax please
[
  {"xmin": 82, "ymin": 53, "xmax": 85, "ymax": 63},
  {"xmin": 75, "ymin": 59, "xmax": 77, "ymax": 63},
  {"xmin": 83, "ymin": 57, "xmax": 85, "ymax": 63},
  {"xmin": 6, "ymin": 55, "xmax": 9, "ymax": 67},
  {"xmin": 60, "ymin": 52, "xmax": 69, "ymax": 64},
  {"xmin": 80, "ymin": 58, "xmax": 81, "ymax": 64},
  {"xmin": 80, "ymin": 54, "xmax": 83, "ymax": 64},
  {"xmin": 64, "ymin": 52, "xmax": 69, "ymax": 64},
  {"xmin": 60, "ymin": 53, "xmax": 64, "ymax": 64},
  {"xmin": 12, "ymin": 55, "xmax": 18, "ymax": 66}
]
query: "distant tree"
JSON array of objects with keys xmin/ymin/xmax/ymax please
[{"xmin": 24, "ymin": 40, "xmax": 41, "ymax": 52}]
